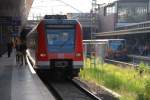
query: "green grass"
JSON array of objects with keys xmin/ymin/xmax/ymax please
[{"xmin": 79, "ymin": 59, "xmax": 150, "ymax": 100}]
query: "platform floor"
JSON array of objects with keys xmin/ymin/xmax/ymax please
[{"xmin": 0, "ymin": 51, "xmax": 56, "ymax": 100}]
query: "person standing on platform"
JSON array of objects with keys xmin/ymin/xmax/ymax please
[
  {"xmin": 15, "ymin": 42, "xmax": 21, "ymax": 64},
  {"xmin": 7, "ymin": 41, "xmax": 12, "ymax": 57},
  {"xmin": 21, "ymin": 40, "xmax": 27, "ymax": 65}
]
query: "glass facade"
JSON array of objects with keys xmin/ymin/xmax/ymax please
[
  {"xmin": 105, "ymin": 4, "xmax": 116, "ymax": 16},
  {"xmin": 118, "ymin": 2, "xmax": 148, "ymax": 23}
]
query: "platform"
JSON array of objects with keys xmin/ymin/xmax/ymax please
[{"xmin": 0, "ymin": 50, "xmax": 56, "ymax": 100}]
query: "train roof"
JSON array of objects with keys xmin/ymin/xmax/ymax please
[
  {"xmin": 27, "ymin": 19, "xmax": 78, "ymax": 36},
  {"xmin": 44, "ymin": 15, "xmax": 67, "ymax": 19},
  {"xmin": 83, "ymin": 39, "xmax": 125, "ymax": 42},
  {"xmin": 83, "ymin": 42, "xmax": 106, "ymax": 44},
  {"xmin": 43, "ymin": 19, "xmax": 78, "ymax": 25}
]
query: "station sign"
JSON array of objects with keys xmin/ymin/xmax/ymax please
[
  {"xmin": 11, "ymin": 17, "xmax": 21, "ymax": 36},
  {"xmin": 0, "ymin": 16, "xmax": 21, "ymax": 36},
  {"xmin": 12, "ymin": 32, "xmax": 19, "ymax": 36},
  {"xmin": 11, "ymin": 17, "xmax": 21, "ymax": 26},
  {"xmin": 0, "ymin": 16, "xmax": 11, "ymax": 24},
  {"xmin": 0, "ymin": 16, "xmax": 21, "ymax": 26}
]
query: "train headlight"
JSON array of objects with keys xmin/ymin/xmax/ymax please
[
  {"xmin": 40, "ymin": 53, "xmax": 47, "ymax": 57},
  {"xmin": 76, "ymin": 53, "xmax": 81, "ymax": 57}
]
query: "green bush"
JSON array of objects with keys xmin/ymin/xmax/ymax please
[
  {"xmin": 137, "ymin": 93, "xmax": 145, "ymax": 100},
  {"xmin": 138, "ymin": 62, "xmax": 146, "ymax": 75},
  {"xmin": 80, "ymin": 59, "xmax": 150, "ymax": 100},
  {"xmin": 144, "ymin": 79, "xmax": 150, "ymax": 100},
  {"xmin": 138, "ymin": 62, "xmax": 150, "ymax": 75},
  {"xmin": 102, "ymin": 72, "xmax": 123, "ymax": 89}
]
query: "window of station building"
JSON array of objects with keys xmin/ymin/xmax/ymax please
[
  {"xmin": 105, "ymin": 5, "xmax": 116, "ymax": 16},
  {"xmin": 118, "ymin": 2, "xmax": 148, "ymax": 23},
  {"xmin": 135, "ymin": 7, "xmax": 147, "ymax": 15}
]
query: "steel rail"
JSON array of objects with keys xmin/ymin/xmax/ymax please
[
  {"xmin": 48, "ymin": 79, "xmax": 101, "ymax": 100},
  {"xmin": 105, "ymin": 59, "xmax": 139, "ymax": 67},
  {"xmin": 71, "ymin": 79, "xmax": 102, "ymax": 100}
]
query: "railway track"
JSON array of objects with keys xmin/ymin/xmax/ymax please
[
  {"xmin": 49, "ymin": 80, "xmax": 101, "ymax": 100},
  {"xmin": 36, "ymin": 70, "xmax": 101, "ymax": 100},
  {"xmin": 105, "ymin": 59, "xmax": 139, "ymax": 67}
]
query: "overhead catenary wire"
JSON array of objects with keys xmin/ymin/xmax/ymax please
[
  {"xmin": 55, "ymin": 0, "xmax": 84, "ymax": 13},
  {"xmin": 33, "ymin": 0, "xmax": 84, "ymax": 13},
  {"xmin": 29, "ymin": 0, "xmax": 89, "ymax": 20},
  {"xmin": 31, "ymin": 5, "xmax": 66, "ymax": 9}
]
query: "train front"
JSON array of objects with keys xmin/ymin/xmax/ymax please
[{"xmin": 43, "ymin": 19, "xmax": 83, "ymax": 77}]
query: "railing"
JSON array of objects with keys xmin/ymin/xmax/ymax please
[
  {"xmin": 116, "ymin": 21, "xmax": 150, "ymax": 30},
  {"xmin": 93, "ymin": 20, "xmax": 150, "ymax": 38},
  {"xmin": 93, "ymin": 26, "xmax": 150, "ymax": 37}
]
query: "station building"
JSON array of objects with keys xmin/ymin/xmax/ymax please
[
  {"xmin": 95, "ymin": 0, "xmax": 150, "ymax": 56},
  {"xmin": 97, "ymin": 0, "xmax": 149, "ymax": 32},
  {"xmin": 67, "ymin": 0, "xmax": 150, "ymax": 40}
]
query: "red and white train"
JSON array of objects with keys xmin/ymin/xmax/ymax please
[{"xmin": 26, "ymin": 15, "xmax": 83, "ymax": 77}]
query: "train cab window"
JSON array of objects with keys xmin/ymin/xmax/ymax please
[
  {"xmin": 46, "ymin": 29, "xmax": 75, "ymax": 52},
  {"xmin": 47, "ymin": 32, "xmax": 69, "ymax": 44}
]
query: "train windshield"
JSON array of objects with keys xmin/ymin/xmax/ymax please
[
  {"xmin": 109, "ymin": 40, "xmax": 125, "ymax": 51},
  {"xmin": 46, "ymin": 28, "xmax": 75, "ymax": 52}
]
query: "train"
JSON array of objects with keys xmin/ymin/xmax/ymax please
[
  {"xmin": 83, "ymin": 39, "xmax": 128, "ymax": 61},
  {"xmin": 26, "ymin": 15, "xmax": 83, "ymax": 77}
]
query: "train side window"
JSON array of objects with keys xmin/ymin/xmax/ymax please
[{"xmin": 109, "ymin": 40, "xmax": 125, "ymax": 51}]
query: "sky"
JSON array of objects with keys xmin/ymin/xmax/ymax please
[{"xmin": 28, "ymin": 0, "xmax": 116, "ymax": 19}]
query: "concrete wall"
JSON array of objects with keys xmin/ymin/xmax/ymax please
[
  {"xmin": 20, "ymin": 0, "xmax": 34, "ymax": 28},
  {"xmin": 99, "ymin": 14, "xmax": 116, "ymax": 32},
  {"xmin": 0, "ymin": 0, "xmax": 34, "ymax": 55}
]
